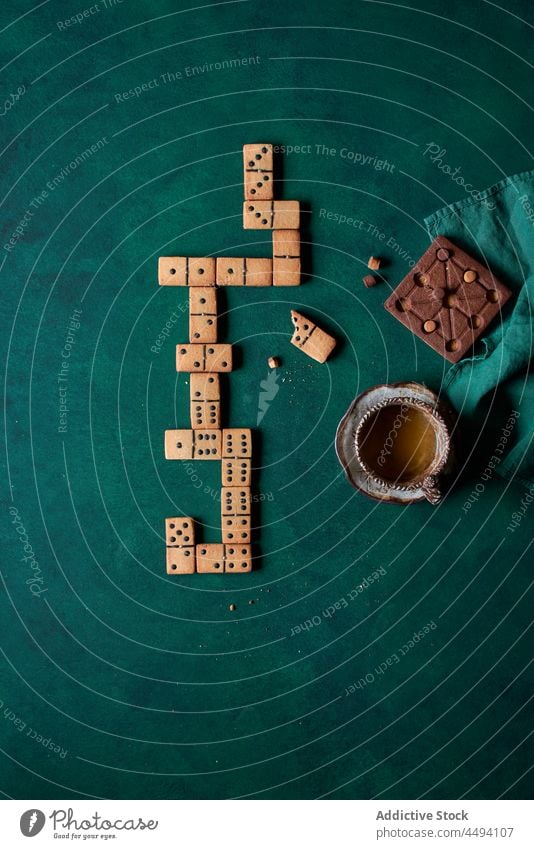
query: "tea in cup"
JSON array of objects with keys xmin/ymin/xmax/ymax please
[{"xmin": 354, "ymin": 396, "xmax": 450, "ymax": 503}]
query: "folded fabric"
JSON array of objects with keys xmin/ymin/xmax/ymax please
[{"xmin": 424, "ymin": 169, "xmax": 534, "ymax": 487}]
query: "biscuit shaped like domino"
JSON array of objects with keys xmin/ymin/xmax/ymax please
[
  {"xmin": 290, "ymin": 310, "xmax": 336, "ymax": 364},
  {"xmin": 243, "ymin": 201, "xmax": 299, "ymax": 230},
  {"xmin": 159, "ymin": 257, "xmax": 216, "ymax": 286},
  {"xmin": 176, "ymin": 344, "xmax": 232, "ymax": 373},
  {"xmin": 216, "ymin": 257, "xmax": 272, "ymax": 286},
  {"xmin": 243, "ymin": 143, "xmax": 273, "ymax": 200},
  {"xmin": 165, "ymin": 429, "xmax": 221, "ymax": 460}
]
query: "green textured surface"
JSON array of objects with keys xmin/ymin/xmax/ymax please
[{"xmin": 1, "ymin": 0, "xmax": 533, "ymax": 800}]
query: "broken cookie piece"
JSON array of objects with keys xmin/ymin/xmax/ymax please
[{"xmin": 290, "ymin": 310, "xmax": 336, "ymax": 364}]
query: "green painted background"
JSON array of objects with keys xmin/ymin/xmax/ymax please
[{"xmin": 1, "ymin": 0, "xmax": 532, "ymax": 800}]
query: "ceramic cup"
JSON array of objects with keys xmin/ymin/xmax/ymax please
[{"xmin": 353, "ymin": 394, "xmax": 451, "ymax": 504}]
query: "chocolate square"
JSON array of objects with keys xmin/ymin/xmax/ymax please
[{"xmin": 384, "ymin": 236, "xmax": 512, "ymax": 363}]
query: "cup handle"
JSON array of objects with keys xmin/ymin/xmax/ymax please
[{"xmin": 422, "ymin": 475, "xmax": 442, "ymax": 505}]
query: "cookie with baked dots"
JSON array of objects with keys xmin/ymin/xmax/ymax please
[
  {"xmin": 290, "ymin": 310, "xmax": 337, "ymax": 364},
  {"xmin": 384, "ymin": 235, "xmax": 512, "ymax": 363},
  {"xmin": 243, "ymin": 143, "xmax": 273, "ymax": 200}
]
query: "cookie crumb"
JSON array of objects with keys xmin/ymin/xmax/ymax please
[{"xmin": 363, "ymin": 274, "xmax": 378, "ymax": 288}]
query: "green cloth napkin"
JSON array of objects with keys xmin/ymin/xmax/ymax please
[{"xmin": 424, "ymin": 169, "xmax": 534, "ymax": 488}]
